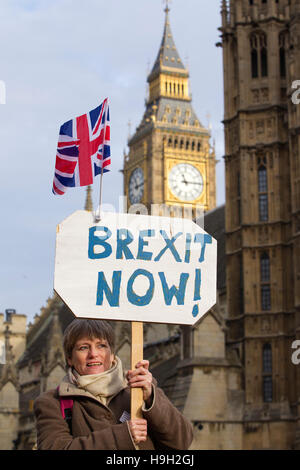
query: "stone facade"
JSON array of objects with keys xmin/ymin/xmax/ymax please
[{"xmin": 219, "ymin": 0, "xmax": 300, "ymax": 449}]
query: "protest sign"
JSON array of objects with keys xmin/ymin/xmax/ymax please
[{"xmin": 54, "ymin": 210, "xmax": 217, "ymax": 326}]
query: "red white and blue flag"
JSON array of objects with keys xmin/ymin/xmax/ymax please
[{"xmin": 52, "ymin": 98, "xmax": 111, "ymax": 196}]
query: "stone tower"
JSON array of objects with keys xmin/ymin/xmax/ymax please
[
  {"xmin": 0, "ymin": 310, "xmax": 26, "ymax": 449},
  {"xmin": 220, "ymin": 0, "xmax": 300, "ymax": 449},
  {"xmin": 123, "ymin": 6, "xmax": 216, "ymax": 219}
]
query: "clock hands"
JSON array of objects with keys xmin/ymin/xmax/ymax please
[
  {"xmin": 181, "ymin": 173, "xmax": 188, "ymax": 185},
  {"xmin": 177, "ymin": 175, "xmax": 202, "ymax": 186},
  {"xmin": 131, "ymin": 176, "xmax": 143, "ymax": 191},
  {"xmin": 183, "ymin": 180, "xmax": 203, "ymax": 186}
]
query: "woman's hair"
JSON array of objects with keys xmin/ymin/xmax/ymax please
[{"xmin": 63, "ymin": 319, "xmax": 115, "ymax": 362}]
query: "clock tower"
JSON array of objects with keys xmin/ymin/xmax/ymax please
[{"xmin": 123, "ymin": 6, "xmax": 216, "ymax": 218}]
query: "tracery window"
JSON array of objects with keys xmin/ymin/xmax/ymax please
[
  {"xmin": 262, "ymin": 344, "xmax": 273, "ymax": 402},
  {"xmin": 260, "ymin": 252, "xmax": 271, "ymax": 311},
  {"xmin": 250, "ymin": 33, "xmax": 268, "ymax": 79},
  {"xmin": 279, "ymin": 33, "xmax": 286, "ymax": 78},
  {"xmin": 258, "ymin": 166, "xmax": 268, "ymax": 221}
]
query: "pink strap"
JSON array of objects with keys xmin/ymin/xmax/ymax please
[
  {"xmin": 57, "ymin": 386, "xmax": 73, "ymax": 419},
  {"xmin": 60, "ymin": 398, "xmax": 74, "ymax": 419}
]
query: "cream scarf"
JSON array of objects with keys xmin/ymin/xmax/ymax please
[{"xmin": 68, "ymin": 356, "xmax": 127, "ymax": 406}]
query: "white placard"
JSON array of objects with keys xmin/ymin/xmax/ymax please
[{"xmin": 54, "ymin": 210, "xmax": 217, "ymax": 326}]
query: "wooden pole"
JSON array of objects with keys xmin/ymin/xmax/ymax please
[{"xmin": 131, "ymin": 321, "xmax": 143, "ymax": 449}]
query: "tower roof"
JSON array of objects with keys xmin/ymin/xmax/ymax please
[
  {"xmin": 149, "ymin": 6, "xmax": 187, "ymax": 81},
  {"xmin": 128, "ymin": 4, "xmax": 209, "ymax": 145}
]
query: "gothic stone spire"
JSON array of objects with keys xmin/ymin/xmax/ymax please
[{"xmin": 149, "ymin": 4, "xmax": 186, "ymax": 79}]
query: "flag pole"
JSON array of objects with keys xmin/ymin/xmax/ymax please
[
  {"xmin": 95, "ymin": 99, "xmax": 108, "ymax": 223},
  {"xmin": 95, "ymin": 161, "xmax": 104, "ymax": 222}
]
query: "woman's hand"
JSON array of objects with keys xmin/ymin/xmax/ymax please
[
  {"xmin": 126, "ymin": 360, "xmax": 153, "ymax": 402},
  {"xmin": 128, "ymin": 418, "xmax": 147, "ymax": 444}
]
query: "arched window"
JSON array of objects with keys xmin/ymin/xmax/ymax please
[
  {"xmin": 279, "ymin": 34, "xmax": 286, "ymax": 78},
  {"xmin": 251, "ymin": 35, "xmax": 258, "ymax": 78},
  {"xmin": 260, "ymin": 253, "xmax": 270, "ymax": 282},
  {"xmin": 260, "ymin": 252, "xmax": 271, "ymax": 311},
  {"xmin": 258, "ymin": 166, "xmax": 267, "ymax": 192},
  {"xmin": 258, "ymin": 165, "xmax": 268, "ymax": 221},
  {"xmin": 280, "ymin": 47, "xmax": 286, "ymax": 78},
  {"xmin": 174, "ymin": 138, "xmax": 178, "ymax": 149},
  {"xmin": 197, "ymin": 142, "xmax": 201, "ymax": 152},
  {"xmin": 261, "ymin": 46, "xmax": 268, "ymax": 77},
  {"xmin": 168, "ymin": 137, "xmax": 172, "ymax": 147},
  {"xmin": 250, "ymin": 32, "xmax": 268, "ymax": 78},
  {"xmin": 262, "ymin": 344, "xmax": 273, "ymax": 402},
  {"xmin": 259, "ymin": 34, "xmax": 268, "ymax": 77},
  {"xmin": 261, "ymin": 285, "xmax": 271, "ymax": 311},
  {"xmin": 263, "ymin": 344, "xmax": 272, "ymax": 373},
  {"xmin": 260, "ymin": 34, "xmax": 268, "ymax": 77},
  {"xmin": 186, "ymin": 140, "xmax": 190, "ymax": 150},
  {"xmin": 191, "ymin": 141, "xmax": 195, "ymax": 151}
]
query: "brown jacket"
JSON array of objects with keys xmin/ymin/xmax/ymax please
[{"xmin": 34, "ymin": 377, "xmax": 193, "ymax": 450}]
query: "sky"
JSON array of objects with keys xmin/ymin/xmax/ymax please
[{"xmin": 0, "ymin": 0, "xmax": 225, "ymax": 326}]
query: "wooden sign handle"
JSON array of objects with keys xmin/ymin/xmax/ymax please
[{"xmin": 131, "ymin": 322, "xmax": 144, "ymax": 451}]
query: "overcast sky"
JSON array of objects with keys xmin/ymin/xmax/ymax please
[{"xmin": 0, "ymin": 0, "xmax": 225, "ymax": 326}]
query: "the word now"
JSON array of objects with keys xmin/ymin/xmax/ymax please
[
  {"xmin": 88, "ymin": 226, "xmax": 212, "ymax": 263},
  {"xmin": 96, "ymin": 268, "xmax": 202, "ymax": 308}
]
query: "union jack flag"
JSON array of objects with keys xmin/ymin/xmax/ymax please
[{"xmin": 52, "ymin": 98, "xmax": 111, "ymax": 196}]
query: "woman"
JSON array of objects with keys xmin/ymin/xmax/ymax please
[{"xmin": 34, "ymin": 319, "xmax": 193, "ymax": 450}]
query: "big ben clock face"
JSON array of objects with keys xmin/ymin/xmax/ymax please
[
  {"xmin": 168, "ymin": 163, "xmax": 204, "ymax": 201},
  {"xmin": 129, "ymin": 167, "xmax": 144, "ymax": 204}
]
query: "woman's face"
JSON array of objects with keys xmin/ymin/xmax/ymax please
[{"xmin": 67, "ymin": 336, "xmax": 114, "ymax": 375}]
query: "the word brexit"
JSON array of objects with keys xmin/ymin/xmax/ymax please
[{"xmin": 88, "ymin": 226, "xmax": 212, "ymax": 311}]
